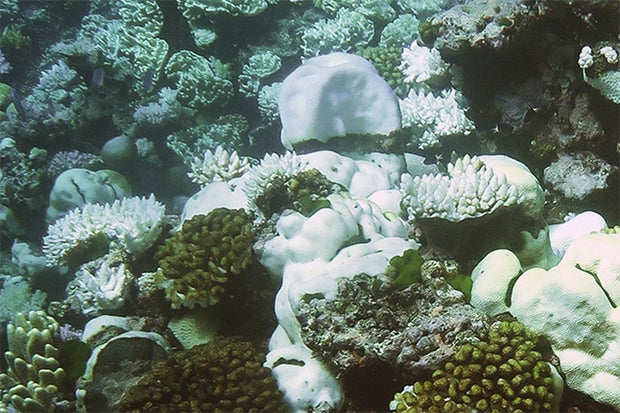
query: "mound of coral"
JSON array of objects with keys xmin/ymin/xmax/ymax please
[
  {"xmin": 153, "ymin": 208, "xmax": 257, "ymax": 309},
  {"xmin": 390, "ymin": 320, "xmax": 562, "ymax": 413},
  {"xmin": 117, "ymin": 336, "xmax": 286, "ymax": 412}
]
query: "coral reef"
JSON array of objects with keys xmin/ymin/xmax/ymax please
[
  {"xmin": 295, "ymin": 267, "xmax": 489, "ymax": 409},
  {"xmin": 389, "ymin": 320, "xmax": 563, "ymax": 413},
  {"xmin": 43, "ymin": 195, "xmax": 165, "ymax": 267},
  {"xmin": 117, "ymin": 336, "xmax": 286, "ymax": 412},
  {"xmin": 153, "ymin": 208, "xmax": 256, "ymax": 309},
  {"xmin": 0, "ymin": 311, "xmax": 66, "ymax": 412},
  {"xmin": 187, "ymin": 145, "xmax": 251, "ymax": 187}
]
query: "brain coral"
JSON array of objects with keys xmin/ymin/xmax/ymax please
[
  {"xmin": 154, "ymin": 208, "xmax": 256, "ymax": 309},
  {"xmin": 117, "ymin": 336, "xmax": 286, "ymax": 412},
  {"xmin": 390, "ymin": 320, "xmax": 562, "ymax": 413}
]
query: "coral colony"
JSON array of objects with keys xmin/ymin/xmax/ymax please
[{"xmin": 0, "ymin": 0, "xmax": 619, "ymax": 412}]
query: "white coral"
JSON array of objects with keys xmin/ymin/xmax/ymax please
[
  {"xmin": 399, "ymin": 88, "xmax": 475, "ymax": 149},
  {"xmin": 43, "ymin": 195, "xmax": 165, "ymax": 266},
  {"xmin": 400, "ymin": 154, "xmax": 518, "ymax": 221},
  {"xmin": 578, "ymin": 46, "xmax": 594, "ymax": 69},
  {"xmin": 399, "ymin": 40, "xmax": 448, "ymax": 84},
  {"xmin": 187, "ymin": 145, "xmax": 251, "ymax": 186},
  {"xmin": 241, "ymin": 151, "xmax": 305, "ymax": 207},
  {"xmin": 66, "ymin": 253, "xmax": 133, "ymax": 317}
]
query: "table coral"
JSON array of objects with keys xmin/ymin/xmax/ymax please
[{"xmin": 154, "ymin": 208, "xmax": 256, "ymax": 309}]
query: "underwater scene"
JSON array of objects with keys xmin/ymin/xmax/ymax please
[{"xmin": 0, "ymin": 0, "xmax": 619, "ymax": 412}]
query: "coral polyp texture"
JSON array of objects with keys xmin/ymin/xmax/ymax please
[
  {"xmin": 42, "ymin": 195, "xmax": 165, "ymax": 267},
  {"xmin": 187, "ymin": 145, "xmax": 251, "ymax": 187},
  {"xmin": 400, "ymin": 154, "xmax": 518, "ymax": 222},
  {"xmin": 116, "ymin": 336, "xmax": 286, "ymax": 412},
  {"xmin": 0, "ymin": 311, "xmax": 66, "ymax": 413},
  {"xmin": 153, "ymin": 208, "xmax": 256, "ymax": 309},
  {"xmin": 389, "ymin": 320, "xmax": 562, "ymax": 413}
]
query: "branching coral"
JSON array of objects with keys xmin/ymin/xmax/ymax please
[
  {"xmin": 578, "ymin": 43, "xmax": 620, "ymax": 104},
  {"xmin": 0, "ymin": 311, "xmax": 66, "ymax": 413},
  {"xmin": 153, "ymin": 208, "xmax": 256, "ymax": 309},
  {"xmin": 400, "ymin": 154, "xmax": 518, "ymax": 222},
  {"xmin": 389, "ymin": 320, "xmax": 562, "ymax": 413},
  {"xmin": 43, "ymin": 195, "xmax": 165, "ymax": 267},
  {"xmin": 187, "ymin": 145, "xmax": 251, "ymax": 187},
  {"xmin": 117, "ymin": 336, "xmax": 286, "ymax": 412},
  {"xmin": 164, "ymin": 50, "xmax": 233, "ymax": 111},
  {"xmin": 399, "ymin": 88, "xmax": 475, "ymax": 150}
]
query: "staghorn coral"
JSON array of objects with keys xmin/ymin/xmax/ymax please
[
  {"xmin": 389, "ymin": 320, "xmax": 562, "ymax": 413},
  {"xmin": 187, "ymin": 145, "xmax": 251, "ymax": 187},
  {"xmin": 0, "ymin": 311, "xmax": 66, "ymax": 413},
  {"xmin": 43, "ymin": 195, "xmax": 165, "ymax": 267},
  {"xmin": 117, "ymin": 336, "xmax": 286, "ymax": 412},
  {"xmin": 153, "ymin": 208, "xmax": 256, "ymax": 309}
]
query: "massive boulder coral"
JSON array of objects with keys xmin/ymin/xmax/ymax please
[
  {"xmin": 278, "ymin": 52, "xmax": 401, "ymax": 151},
  {"xmin": 471, "ymin": 232, "xmax": 620, "ymax": 409},
  {"xmin": 154, "ymin": 208, "xmax": 256, "ymax": 309},
  {"xmin": 0, "ymin": 311, "xmax": 66, "ymax": 413}
]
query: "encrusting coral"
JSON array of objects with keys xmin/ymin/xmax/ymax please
[
  {"xmin": 389, "ymin": 320, "xmax": 562, "ymax": 413},
  {"xmin": 153, "ymin": 208, "xmax": 256, "ymax": 309},
  {"xmin": 0, "ymin": 311, "xmax": 66, "ymax": 413},
  {"xmin": 116, "ymin": 336, "xmax": 287, "ymax": 412}
]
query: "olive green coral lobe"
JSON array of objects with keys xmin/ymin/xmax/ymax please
[
  {"xmin": 390, "ymin": 320, "xmax": 558, "ymax": 413},
  {"xmin": 154, "ymin": 208, "xmax": 256, "ymax": 309},
  {"xmin": 117, "ymin": 336, "xmax": 286, "ymax": 412}
]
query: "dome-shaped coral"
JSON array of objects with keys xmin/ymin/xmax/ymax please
[
  {"xmin": 153, "ymin": 208, "xmax": 256, "ymax": 309},
  {"xmin": 389, "ymin": 320, "xmax": 562, "ymax": 413},
  {"xmin": 117, "ymin": 336, "xmax": 286, "ymax": 412}
]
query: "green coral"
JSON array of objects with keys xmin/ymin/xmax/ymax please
[
  {"xmin": 301, "ymin": 9, "xmax": 374, "ymax": 57},
  {"xmin": 117, "ymin": 336, "xmax": 286, "ymax": 412},
  {"xmin": 359, "ymin": 46, "xmax": 409, "ymax": 96},
  {"xmin": 238, "ymin": 51, "xmax": 282, "ymax": 97},
  {"xmin": 386, "ymin": 248, "xmax": 424, "ymax": 290},
  {"xmin": 0, "ymin": 311, "xmax": 66, "ymax": 413},
  {"xmin": 255, "ymin": 168, "xmax": 342, "ymax": 218},
  {"xmin": 390, "ymin": 320, "xmax": 560, "ymax": 413},
  {"xmin": 164, "ymin": 50, "xmax": 233, "ymax": 111},
  {"xmin": 154, "ymin": 208, "xmax": 257, "ymax": 309}
]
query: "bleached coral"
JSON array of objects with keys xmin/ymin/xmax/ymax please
[
  {"xmin": 399, "ymin": 88, "xmax": 475, "ymax": 149},
  {"xmin": 399, "ymin": 41, "xmax": 448, "ymax": 84},
  {"xmin": 241, "ymin": 151, "xmax": 305, "ymax": 207},
  {"xmin": 65, "ymin": 252, "xmax": 133, "ymax": 317},
  {"xmin": 187, "ymin": 145, "xmax": 251, "ymax": 187},
  {"xmin": 43, "ymin": 195, "xmax": 165, "ymax": 266},
  {"xmin": 400, "ymin": 154, "xmax": 518, "ymax": 222}
]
